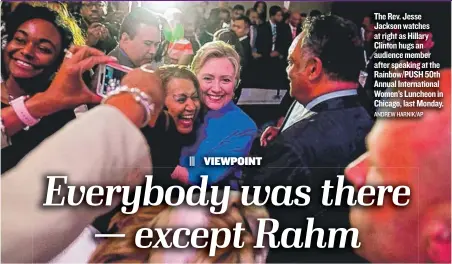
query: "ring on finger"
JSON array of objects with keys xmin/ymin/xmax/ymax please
[{"xmin": 64, "ymin": 48, "xmax": 73, "ymax": 59}]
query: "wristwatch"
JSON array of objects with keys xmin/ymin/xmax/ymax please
[{"xmin": 10, "ymin": 96, "xmax": 41, "ymax": 129}]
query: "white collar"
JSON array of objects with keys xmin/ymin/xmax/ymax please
[
  {"xmin": 270, "ymin": 20, "xmax": 276, "ymax": 27},
  {"xmin": 239, "ymin": 35, "xmax": 248, "ymax": 41},
  {"xmin": 304, "ymin": 89, "xmax": 358, "ymax": 111},
  {"xmin": 290, "ymin": 24, "xmax": 296, "ymax": 31}
]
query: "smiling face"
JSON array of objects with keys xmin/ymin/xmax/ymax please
[
  {"xmin": 4, "ymin": 18, "xmax": 62, "ymax": 80},
  {"xmin": 164, "ymin": 78, "xmax": 201, "ymax": 134},
  {"xmin": 197, "ymin": 57, "xmax": 236, "ymax": 111}
]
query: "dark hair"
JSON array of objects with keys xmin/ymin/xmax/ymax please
[
  {"xmin": 269, "ymin": 6, "xmax": 282, "ymax": 18},
  {"xmin": 232, "ymin": 5, "xmax": 245, "ymax": 12},
  {"xmin": 213, "ymin": 29, "xmax": 245, "ymax": 71},
  {"xmin": 158, "ymin": 64, "xmax": 200, "ymax": 95},
  {"xmin": 283, "ymin": 11, "xmax": 291, "ymax": 22},
  {"xmin": 233, "ymin": 15, "xmax": 251, "ymax": 27},
  {"xmin": 245, "ymin": 8, "xmax": 257, "ymax": 17},
  {"xmin": 2, "ymin": 3, "xmax": 83, "ymax": 94},
  {"xmin": 362, "ymin": 15, "xmax": 376, "ymax": 25},
  {"xmin": 106, "ymin": 1, "xmax": 116, "ymax": 13},
  {"xmin": 253, "ymin": 1, "xmax": 267, "ymax": 22},
  {"xmin": 309, "ymin": 10, "xmax": 322, "ymax": 17},
  {"xmin": 219, "ymin": 8, "xmax": 230, "ymax": 17},
  {"xmin": 301, "ymin": 15, "xmax": 364, "ymax": 82},
  {"xmin": 209, "ymin": 8, "xmax": 221, "ymax": 20},
  {"xmin": 301, "ymin": 13, "xmax": 307, "ymax": 17},
  {"xmin": 66, "ymin": 2, "xmax": 83, "ymax": 24},
  {"xmin": 119, "ymin": 7, "xmax": 161, "ymax": 39}
]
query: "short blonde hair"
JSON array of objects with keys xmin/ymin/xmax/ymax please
[{"xmin": 191, "ymin": 41, "xmax": 241, "ymax": 81}]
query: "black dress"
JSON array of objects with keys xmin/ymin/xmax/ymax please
[
  {"xmin": 1, "ymin": 102, "xmax": 75, "ymax": 174},
  {"xmin": 91, "ymin": 111, "xmax": 194, "ymax": 233}
]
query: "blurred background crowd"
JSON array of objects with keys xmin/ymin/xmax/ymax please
[{"xmin": 2, "ymin": 1, "xmax": 449, "ymax": 126}]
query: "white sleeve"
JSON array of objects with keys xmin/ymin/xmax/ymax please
[
  {"xmin": 49, "ymin": 226, "xmax": 100, "ymax": 263},
  {"xmin": 1, "ymin": 105, "xmax": 152, "ymax": 263}
]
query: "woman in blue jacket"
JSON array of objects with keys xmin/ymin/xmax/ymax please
[{"xmin": 172, "ymin": 41, "xmax": 257, "ymax": 187}]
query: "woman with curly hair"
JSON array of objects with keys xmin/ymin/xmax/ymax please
[
  {"xmin": 89, "ymin": 191, "xmax": 270, "ymax": 263},
  {"xmin": 1, "ymin": 3, "xmax": 101, "ymax": 173}
]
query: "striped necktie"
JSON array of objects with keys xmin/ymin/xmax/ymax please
[{"xmin": 271, "ymin": 24, "xmax": 277, "ymax": 51}]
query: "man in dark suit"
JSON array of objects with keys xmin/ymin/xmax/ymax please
[
  {"xmin": 232, "ymin": 15, "xmax": 252, "ymax": 69},
  {"xmin": 231, "ymin": 15, "xmax": 252, "ymax": 102},
  {"xmin": 278, "ymin": 11, "xmax": 303, "ymax": 114},
  {"xmin": 244, "ymin": 14, "xmax": 373, "ymax": 263},
  {"xmin": 108, "ymin": 8, "xmax": 163, "ymax": 68},
  {"xmin": 254, "ymin": 6, "xmax": 292, "ymax": 90},
  {"xmin": 232, "ymin": 15, "xmax": 252, "ymax": 99},
  {"xmin": 288, "ymin": 11, "xmax": 303, "ymax": 41}
]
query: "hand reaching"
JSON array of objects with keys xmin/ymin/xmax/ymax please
[
  {"xmin": 260, "ymin": 126, "xmax": 280, "ymax": 147},
  {"xmin": 43, "ymin": 45, "xmax": 117, "ymax": 112}
]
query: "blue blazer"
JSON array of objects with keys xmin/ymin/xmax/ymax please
[{"xmin": 180, "ymin": 102, "xmax": 257, "ymax": 186}]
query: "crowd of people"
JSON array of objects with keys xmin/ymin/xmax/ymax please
[{"xmin": 1, "ymin": 1, "xmax": 450, "ymax": 264}]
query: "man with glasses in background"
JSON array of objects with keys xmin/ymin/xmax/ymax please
[{"xmin": 80, "ymin": 1, "xmax": 117, "ymax": 54}]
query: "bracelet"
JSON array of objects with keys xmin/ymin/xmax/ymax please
[
  {"xmin": 10, "ymin": 95, "xmax": 41, "ymax": 129},
  {"xmin": 101, "ymin": 86, "xmax": 154, "ymax": 128},
  {"xmin": 1, "ymin": 118, "xmax": 12, "ymax": 148}
]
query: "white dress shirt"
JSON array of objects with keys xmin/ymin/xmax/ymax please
[
  {"xmin": 282, "ymin": 90, "xmax": 358, "ymax": 132},
  {"xmin": 270, "ymin": 20, "xmax": 277, "ymax": 51},
  {"xmin": 239, "ymin": 35, "xmax": 249, "ymax": 41}
]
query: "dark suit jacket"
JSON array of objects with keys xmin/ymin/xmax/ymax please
[
  {"xmin": 244, "ymin": 95, "xmax": 373, "ymax": 263},
  {"xmin": 254, "ymin": 22, "xmax": 292, "ymax": 88},
  {"xmin": 255, "ymin": 21, "xmax": 291, "ymax": 59},
  {"xmin": 240, "ymin": 37, "xmax": 252, "ymax": 69},
  {"xmin": 92, "ymin": 112, "xmax": 193, "ymax": 234},
  {"xmin": 108, "ymin": 46, "xmax": 136, "ymax": 68},
  {"xmin": 297, "ymin": 25, "xmax": 302, "ymax": 36},
  {"xmin": 233, "ymin": 37, "xmax": 252, "ymax": 102}
]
